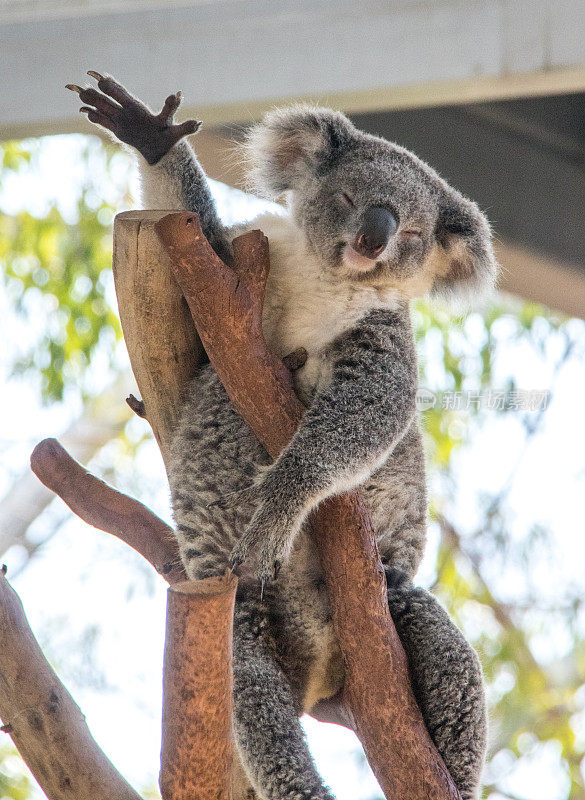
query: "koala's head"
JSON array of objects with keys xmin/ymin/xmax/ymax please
[{"xmin": 243, "ymin": 105, "xmax": 497, "ymax": 301}]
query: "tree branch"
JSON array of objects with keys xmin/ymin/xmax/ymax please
[
  {"xmin": 30, "ymin": 437, "xmax": 185, "ymax": 585},
  {"xmin": 160, "ymin": 575, "xmax": 237, "ymax": 800},
  {"xmin": 153, "ymin": 211, "xmax": 460, "ymax": 800},
  {"xmin": 0, "ymin": 569, "xmax": 143, "ymax": 800}
]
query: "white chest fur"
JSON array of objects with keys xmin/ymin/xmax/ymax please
[{"xmin": 244, "ymin": 212, "xmax": 399, "ymax": 401}]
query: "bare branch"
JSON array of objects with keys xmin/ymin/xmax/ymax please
[
  {"xmin": 30, "ymin": 437, "xmax": 185, "ymax": 584},
  {"xmin": 0, "ymin": 569, "xmax": 143, "ymax": 800}
]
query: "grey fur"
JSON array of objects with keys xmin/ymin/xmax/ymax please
[
  {"xmin": 385, "ymin": 567, "xmax": 487, "ymax": 800},
  {"xmin": 159, "ymin": 104, "xmax": 493, "ymax": 799},
  {"xmin": 87, "ymin": 86, "xmax": 495, "ymax": 800},
  {"xmin": 151, "ymin": 105, "xmax": 494, "ymax": 800}
]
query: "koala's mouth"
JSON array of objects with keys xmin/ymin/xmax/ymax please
[{"xmin": 341, "ymin": 243, "xmax": 385, "ymax": 275}]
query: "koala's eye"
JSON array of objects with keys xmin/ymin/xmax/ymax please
[
  {"xmin": 340, "ymin": 191, "xmax": 356, "ymax": 208},
  {"xmin": 400, "ymin": 228, "xmax": 423, "ymax": 240}
]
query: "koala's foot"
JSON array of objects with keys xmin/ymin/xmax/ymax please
[{"xmin": 66, "ymin": 72, "xmax": 201, "ymax": 164}]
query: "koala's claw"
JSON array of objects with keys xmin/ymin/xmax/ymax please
[
  {"xmin": 282, "ymin": 347, "xmax": 308, "ymax": 372},
  {"xmin": 67, "ymin": 72, "xmax": 201, "ymax": 165},
  {"xmin": 228, "ymin": 539, "xmax": 252, "ymax": 573},
  {"xmin": 257, "ymin": 554, "xmax": 283, "ymax": 586},
  {"xmin": 229, "ymin": 512, "xmax": 293, "ymax": 585},
  {"xmin": 254, "ymin": 542, "xmax": 290, "ymax": 586},
  {"xmin": 229, "ymin": 554, "xmax": 244, "ymax": 577}
]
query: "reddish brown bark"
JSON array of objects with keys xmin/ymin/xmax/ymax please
[
  {"xmin": 316, "ymin": 495, "xmax": 458, "ymax": 798},
  {"xmin": 155, "ymin": 212, "xmax": 461, "ymax": 800},
  {"xmin": 29, "ymin": 434, "xmax": 243, "ymax": 799},
  {"xmin": 30, "ymin": 437, "xmax": 186, "ymax": 584},
  {"xmin": 154, "ymin": 216, "xmax": 304, "ymax": 456},
  {"xmin": 160, "ymin": 575, "xmax": 237, "ymax": 800}
]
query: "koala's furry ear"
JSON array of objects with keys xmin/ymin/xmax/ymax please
[
  {"xmin": 431, "ymin": 191, "xmax": 498, "ymax": 302},
  {"xmin": 243, "ymin": 105, "xmax": 356, "ymax": 198}
]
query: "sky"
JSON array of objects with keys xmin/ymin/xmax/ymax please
[{"xmin": 1, "ymin": 133, "xmax": 584, "ymax": 800}]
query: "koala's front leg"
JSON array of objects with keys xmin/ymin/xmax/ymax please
[
  {"xmin": 67, "ymin": 71, "xmax": 200, "ymax": 164},
  {"xmin": 230, "ymin": 307, "xmax": 417, "ymax": 583},
  {"xmin": 67, "ymin": 72, "xmax": 230, "ymax": 263}
]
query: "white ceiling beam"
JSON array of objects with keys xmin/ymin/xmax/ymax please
[
  {"xmin": 1, "ymin": 0, "xmax": 584, "ymax": 139},
  {"xmin": 496, "ymin": 243, "xmax": 585, "ymax": 321},
  {"xmin": 0, "ymin": 0, "xmax": 217, "ymax": 25}
]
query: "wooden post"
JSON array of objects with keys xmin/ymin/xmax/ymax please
[
  {"xmin": 113, "ymin": 210, "xmax": 241, "ymax": 800},
  {"xmin": 160, "ymin": 576, "xmax": 237, "ymax": 800},
  {"xmin": 113, "ymin": 210, "xmax": 204, "ymax": 470}
]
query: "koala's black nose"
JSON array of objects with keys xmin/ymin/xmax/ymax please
[{"xmin": 353, "ymin": 207, "xmax": 398, "ymax": 259}]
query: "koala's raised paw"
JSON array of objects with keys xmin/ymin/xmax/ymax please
[{"xmin": 66, "ymin": 72, "xmax": 201, "ymax": 165}]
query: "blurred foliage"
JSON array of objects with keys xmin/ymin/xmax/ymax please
[
  {"xmin": 0, "ymin": 137, "xmax": 128, "ymax": 402},
  {"xmin": 1, "ymin": 134, "xmax": 585, "ymax": 800},
  {"xmin": 414, "ymin": 303, "xmax": 585, "ymax": 800},
  {"xmin": 0, "ymin": 743, "xmax": 33, "ymax": 800}
]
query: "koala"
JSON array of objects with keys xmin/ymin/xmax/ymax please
[{"xmin": 69, "ymin": 73, "xmax": 495, "ymax": 800}]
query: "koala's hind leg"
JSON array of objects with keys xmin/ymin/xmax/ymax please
[
  {"xmin": 233, "ymin": 594, "xmax": 334, "ymax": 800},
  {"xmin": 385, "ymin": 567, "xmax": 487, "ymax": 800}
]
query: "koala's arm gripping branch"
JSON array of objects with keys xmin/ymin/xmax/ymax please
[
  {"xmin": 155, "ymin": 211, "xmax": 461, "ymax": 800},
  {"xmin": 250, "ymin": 308, "xmax": 418, "ymax": 540}
]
